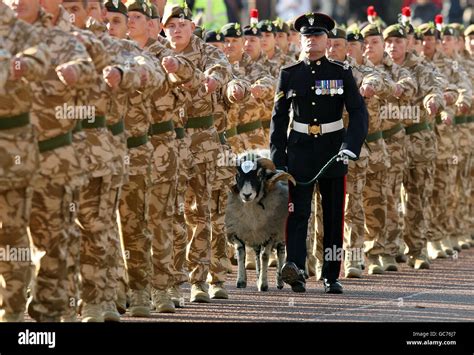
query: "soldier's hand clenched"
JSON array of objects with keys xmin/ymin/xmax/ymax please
[
  {"xmin": 393, "ymin": 84, "xmax": 403, "ymax": 99},
  {"xmin": 162, "ymin": 56, "xmax": 179, "ymax": 74},
  {"xmin": 56, "ymin": 64, "xmax": 78, "ymax": 86},
  {"xmin": 228, "ymin": 84, "xmax": 244, "ymax": 102},
  {"xmin": 205, "ymin": 76, "xmax": 218, "ymax": 94},
  {"xmin": 103, "ymin": 66, "xmax": 122, "ymax": 89},
  {"xmin": 444, "ymin": 92, "xmax": 456, "ymax": 105},
  {"xmin": 456, "ymin": 102, "xmax": 469, "ymax": 115},
  {"xmin": 359, "ymin": 84, "xmax": 375, "ymax": 98},
  {"xmin": 425, "ymin": 97, "xmax": 438, "ymax": 117},
  {"xmin": 251, "ymin": 84, "xmax": 264, "ymax": 99}
]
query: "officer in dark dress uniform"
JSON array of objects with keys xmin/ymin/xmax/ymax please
[{"xmin": 270, "ymin": 12, "xmax": 368, "ymax": 294}]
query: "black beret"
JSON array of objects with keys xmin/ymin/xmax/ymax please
[
  {"xmin": 243, "ymin": 25, "xmax": 261, "ymax": 37},
  {"xmin": 328, "ymin": 26, "xmax": 346, "ymax": 39},
  {"xmin": 221, "ymin": 23, "xmax": 243, "ymax": 38},
  {"xmin": 257, "ymin": 20, "xmax": 276, "ymax": 33},
  {"xmin": 127, "ymin": 0, "xmax": 152, "ymax": 18},
  {"xmin": 383, "ymin": 24, "xmax": 407, "ymax": 40},
  {"xmin": 105, "ymin": 0, "xmax": 128, "ymax": 16},
  {"xmin": 203, "ymin": 30, "xmax": 224, "ymax": 43}
]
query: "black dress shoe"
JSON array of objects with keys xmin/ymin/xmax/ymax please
[
  {"xmin": 281, "ymin": 262, "xmax": 306, "ymax": 293},
  {"xmin": 323, "ymin": 279, "xmax": 343, "ymax": 294}
]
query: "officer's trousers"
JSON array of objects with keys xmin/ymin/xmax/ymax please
[{"xmin": 287, "ymin": 176, "xmax": 346, "ymax": 281}]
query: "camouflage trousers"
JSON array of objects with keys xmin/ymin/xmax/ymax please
[
  {"xmin": 0, "ymin": 186, "xmax": 33, "ymax": 317},
  {"xmin": 149, "ymin": 179, "xmax": 176, "ymax": 290},
  {"xmin": 119, "ymin": 174, "xmax": 152, "ymax": 292},
  {"xmin": 471, "ymin": 135, "xmax": 474, "ymax": 234},
  {"xmin": 106, "ymin": 216, "xmax": 128, "ymax": 302},
  {"xmin": 344, "ymin": 156, "xmax": 368, "ymax": 258},
  {"xmin": 453, "ymin": 150, "xmax": 472, "ymax": 240},
  {"xmin": 170, "ymin": 137, "xmax": 195, "ymax": 287},
  {"xmin": 78, "ymin": 175, "xmax": 122, "ymax": 305},
  {"xmin": 27, "ymin": 177, "xmax": 77, "ymax": 321},
  {"xmin": 171, "ymin": 184, "xmax": 190, "ymax": 287},
  {"xmin": 186, "ymin": 160, "xmax": 216, "ymax": 284},
  {"xmin": 384, "ymin": 133, "xmax": 406, "ymax": 257},
  {"xmin": 363, "ymin": 168, "xmax": 389, "ymax": 255},
  {"xmin": 208, "ymin": 187, "xmax": 229, "ymax": 284},
  {"xmin": 427, "ymin": 159, "xmax": 457, "ymax": 242},
  {"xmin": 402, "ymin": 162, "xmax": 433, "ymax": 257}
]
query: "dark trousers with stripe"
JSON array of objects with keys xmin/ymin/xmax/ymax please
[{"xmin": 286, "ymin": 176, "xmax": 346, "ymax": 281}]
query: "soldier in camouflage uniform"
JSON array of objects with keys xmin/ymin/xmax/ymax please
[
  {"xmin": 442, "ymin": 24, "xmax": 474, "ymax": 249},
  {"xmin": 11, "ymin": 0, "xmax": 95, "ymax": 322},
  {"xmin": 204, "ymin": 29, "xmax": 246, "ymax": 299},
  {"xmin": 57, "ymin": 0, "xmax": 126, "ymax": 322},
  {"xmin": 256, "ymin": 20, "xmax": 293, "ymax": 142},
  {"xmin": 384, "ymin": 24, "xmax": 444, "ymax": 269},
  {"xmin": 0, "ymin": 1, "xmax": 50, "ymax": 322},
  {"xmin": 362, "ymin": 23, "xmax": 417, "ymax": 272},
  {"xmin": 420, "ymin": 23, "xmax": 472, "ymax": 258},
  {"xmin": 163, "ymin": 3, "xmax": 232, "ymax": 303},
  {"xmin": 287, "ymin": 18, "xmax": 301, "ymax": 60},
  {"xmin": 464, "ymin": 24, "xmax": 474, "ymax": 243},
  {"xmin": 221, "ymin": 23, "xmax": 275, "ymax": 153},
  {"xmin": 273, "ymin": 18, "xmax": 292, "ymax": 58},
  {"xmin": 143, "ymin": 2, "xmax": 201, "ymax": 313},
  {"xmin": 123, "ymin": 0, "xmax": 199, "ymax": 314}
]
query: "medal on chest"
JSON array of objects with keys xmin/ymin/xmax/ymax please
[{"xmin": 315, "ymin": 80, "xmax": 344, "ymax": 96}]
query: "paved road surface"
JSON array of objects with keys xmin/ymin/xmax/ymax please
[{"xmin": 120, "ymin": 248, "xmax": 474, "ymax": 322}]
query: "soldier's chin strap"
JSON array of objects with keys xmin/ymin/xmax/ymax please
[{"xmin": 293, "ymin": 153, "xmax": 342, "ymax": 186}]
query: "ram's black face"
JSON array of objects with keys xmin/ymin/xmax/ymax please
[{"xmin": 235, "ymin": 164, "xmax": 266, "ymax": 203}]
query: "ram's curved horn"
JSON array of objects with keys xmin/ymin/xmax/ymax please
[
  {"xmin": 257, "ymin": 157, "xmax": 276, "ymax": 172},
  {"xmin": 266, "ymin": 171, "xmax": 296, "ymax": 191}
]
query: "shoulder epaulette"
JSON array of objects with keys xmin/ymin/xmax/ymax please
[
  {"xmin": 328, "ymin": 58, "xmax": 352, "ymax": 70},
  {"xmin": 281, "ymin": 60, "xmax": 303, "ymax": 70}
]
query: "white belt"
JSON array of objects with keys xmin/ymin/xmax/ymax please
[{"xmin": 292, "ymin": 119, "xmax": 344, "ymax": 136}]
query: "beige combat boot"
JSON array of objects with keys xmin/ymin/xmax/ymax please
[
  {"xmin": 129, "ymin": 289, "xmax": 151, "ymax": 317},
  {"xmin": 115, "ymin": 283, "xmax": 127, "ymax": 315},
  {"xmin": 152, "ymin": 288, "xmax": 175, "ymax": 313},
  {"xmin": 190, "ymin": 282, "xmax": 211, "ymax": 303},
  {"xmin": 427, "ymin": 240, "xmax": 448, "ymax": 260},
  {"xmin": 450, "ymin": 236, "xmax": 462, "ymax": 252},
  {"xmin": 367, "ymin": 254, "xmax": 384, "ymax": 275},
  {"xmin": 167, "ymin": 285, "xmax": 185, "ymax": 308},
  {"xmin": 440, "ymin": 237, "xmax": 454, "ymax": 255},
  {"xmin": 458, "ymin": 237, "xmax": 470, "ymax": 250},
  {"xmin": 103, "ymin": 301, "xmax": 121, "ymax": 322},
  {"xmin": 0, "ymin": 311, "xmax": 25, "ymax": 322},
  {"xmin": 344, "ymin": 258, "xmax": 362, "ymax": 278},
  {"xmin": 209, "ymin": 282, "xmax": 229, "ymax": 299},
  {"xmin": 380, "ymin": 254, "xmax": 398, "ymax": 272},
  {"xmin": 60, "ymin": 307, "xmax": 78, "ymax": 322},
  {"xmin": 81, "ymin": 302, "xmax": 104, "ymax": 322},
  {"xmin": 407, "ymin": 254, "xmax": 430, "ymax": 269}
]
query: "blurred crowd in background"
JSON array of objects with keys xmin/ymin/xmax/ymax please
[{"xmin": 168, "ymin": 0, "xmax": 474, "ymax": 30}]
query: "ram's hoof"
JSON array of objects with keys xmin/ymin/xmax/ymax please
[
  {"xmin": 258, "ymin": 284, "xmax": 269, "ymax": 292},
  {"xmin": 277, "ymin": 284, "xmax": 284, "ymax": 290},
  {"xmin": 236, "ymin": 281, "xmax": 247, "ymax": 288}
]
